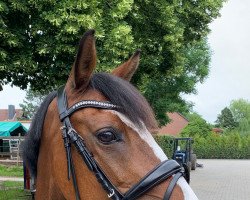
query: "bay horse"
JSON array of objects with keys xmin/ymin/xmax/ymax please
[{"xmin": 23, "ymin": 30, "xmax": 198, "ymax": 200}]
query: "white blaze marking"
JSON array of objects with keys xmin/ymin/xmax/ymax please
[
  {"xmin": 177, "ymin": 177, "xmax": 199, "ymax": 200},
  {"xmin": 107, "ymin": 110, "xmax": 199, "ymax": 200},
  {"xmin": 106, "ymin": 110, "xmax": 167, "ymax": 161}
]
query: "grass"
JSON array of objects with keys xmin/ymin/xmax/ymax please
[
  {"xmin": 0, "ymin": 189, "xmax": 30, "ymax": 200},
  {"xmin": 0, "ymin": 165, "xmax": 31, "ymax": 199},
  {"xmin": 0, "ymin": 165, "xmax": 23, "ymax": 177},
  {"xmin": 2, "ymin": 181, "xmax": 23, "ymax": 188},
  {"xmin": 0, "ymin": 181, "xmax": 31, "ymax": 200}
]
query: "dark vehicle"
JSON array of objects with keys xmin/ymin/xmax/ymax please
[{"xmin": 172, "ymin": 137, "xmax": 197, "ymax": 183}]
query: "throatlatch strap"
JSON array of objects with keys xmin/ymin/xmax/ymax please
[{"xmin": 69, "ymin": 151, "xmax": 80, "ymax": 200}]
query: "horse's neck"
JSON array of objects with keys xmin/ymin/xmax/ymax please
[{"xmin": 36, "ymin": 136, "xmax": 65, "ymax": 199}]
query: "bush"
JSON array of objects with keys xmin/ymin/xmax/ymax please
[
  {"xmin": 194, "ymin": 133, "xmax": 250, "ymax": 159},
  {"xmin": 154, "ymin": 135, "xmax": 174, "ymax": 158},
  {"xmin": 156, "ymin": 133, "xmax": 250, "ymax": 159}
]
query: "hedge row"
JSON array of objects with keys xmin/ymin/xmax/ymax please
[
  {"xmin": 154, "ymin": 135, "xmax": 174, "ymax": 158},
  {"xmin": 193, "ymin": 133, "xmax": 250, "ymax": 159},
  {"xmin": 155, "ymin": 133, "xmax": 250, "ymax": 159}
]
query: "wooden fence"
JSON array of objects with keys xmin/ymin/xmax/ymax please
[{"xmin": 0, "ymin": 136, "xmax": 25, "ymax": 165}]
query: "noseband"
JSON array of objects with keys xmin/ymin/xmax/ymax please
[{"xmin": 57, "ymin": 86, "xmax": 183, "ymax": 200}]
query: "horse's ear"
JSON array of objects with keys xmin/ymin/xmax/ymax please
[
  {"xmin": 67, "ymin": 29, "xmax": 96, "ymax": 90},
  {"xmin": 112, "ymin": 50, "xmax": 141, "ymax": 81}
]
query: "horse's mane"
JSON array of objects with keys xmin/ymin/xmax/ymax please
[
  {"xmin": 22, "ymin": 72, "xmax": 157, "ymax": 177},
  {"xmin": 22, "ymin": 91, "xmax": 57, "ymax": 177}
]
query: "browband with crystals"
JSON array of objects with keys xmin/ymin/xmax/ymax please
[{"xmin": 59, "ymin": 100, "xmax": 119, "ymax": 120}]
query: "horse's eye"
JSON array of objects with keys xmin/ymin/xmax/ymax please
[{"xmin": 97, "ymin": 131, "xmax": 118, "ymax": 144}]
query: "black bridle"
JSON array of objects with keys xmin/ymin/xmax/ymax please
[{"xmin": 57, "ymin": 86, "xmax": 183, "ymax": 200}]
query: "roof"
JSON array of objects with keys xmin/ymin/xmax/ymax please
[
  {"xmin": 0, "ymin": 109, "xmax": 23, "ymax": 121},
  {"xmin": 212, "ymin": 128, "xmax": 224, "ymax": 133},
  {"xmin": 0, "ymin": 121, "xmax": 28, "ymax": 136},
  {"xmin": 158, "ymin": 112, "xmax": 189, "ymax": 136}
]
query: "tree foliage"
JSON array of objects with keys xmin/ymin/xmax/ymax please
[
  {"xmin": 18, "ymin": 89, "xmax": 45, "ymax": 120},
  {"xmin": 215, "ymin": 107, "xmax": 238, "ymax": 131},
  {"xmin": 0, "ymin": 0, "xmax": 225, "ymax": 123},
  {"xmin": 180, "ymin": 112, "xmax": 212, "ymax": 137},
  {"xmin": 229, "ymin": 99, "xmax": 250, "ymax": 135}
]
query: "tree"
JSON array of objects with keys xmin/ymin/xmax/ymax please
[
  {"xmin": 229, "ymin": 99, "xmax": 250, "ymax": 135},
  {"xmin": 215, "ymin": 107, "xmax": 238, "ymax": 131},
  {"xmin": 19, "ymin": 89, "xmax": 46, "ymax": 120},
  {"xmin": 0, "ymin": 0, "xmax": 225, "ymax": 123},
  {"xmin": 181, "ymin": 112, "xmax": 212, "ymax": 137}
]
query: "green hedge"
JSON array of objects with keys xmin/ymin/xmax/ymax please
[
  {"xmin": 154, "ymin": 135, "xmax": 174, "ymax": 158},
  {"xmin": 155, "ymin": 133, "xmax": 250, "ymax": 159},
  {"xmin": 193, "ymin": 133, "xmax": 250, "ymax": 159}
]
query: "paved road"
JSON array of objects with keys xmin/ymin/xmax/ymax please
[
  {"xmin": 0, "ymin": 176, "xmax": 23, "ymax": 182},
  {"xmin": 190, "ymin": 159, "xmax": 250, "ymax": 200}
]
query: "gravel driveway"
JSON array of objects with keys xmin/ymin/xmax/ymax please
[{"xmin": 190, "ymin": 159, "xmax": 250, "ymax": 200}]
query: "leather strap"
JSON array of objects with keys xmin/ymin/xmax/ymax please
[
  {"xmin": 57, "ymin": 87, "xmax": 81, "ymax": 200},
  {"xmin": 123, "ymin": 160, "xmax": 182, "ymax": 200},
  {"xmin": 69, "ymin": 152, "xmax": 80, "ymax": 200},
  {"xmin": 57, "ymin": 87, "xmax": 123, "ymax": 200},
  {"xmin": 60, "ymin": 100, "xmax": 118, "ymax": 120},
  {"xmin": 163, "ymin": 172, "xmax": 183, "ymax": 200},
  {"xmin": 57, "ymin": 86, "xmax": 68, "ymax": 118}
]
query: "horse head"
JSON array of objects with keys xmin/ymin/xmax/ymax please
[{"xmin": 23, "ymin": 30, "xmax": 198, "ymax": 200}]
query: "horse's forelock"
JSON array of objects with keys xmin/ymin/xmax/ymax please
[{"xmin": 90, "ymin": 73, "xmax": 158, "ymax": 130}]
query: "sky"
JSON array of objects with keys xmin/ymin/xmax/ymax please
[
  {"xmin": 184, "ymin": 0, "xmax": 250, "ymax": 123},
  {"xmin": 0, "ymin": 0, "xmax": 250, "ymax": 123}
]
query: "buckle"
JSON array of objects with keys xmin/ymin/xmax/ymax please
[{"xmin": 108, "ymin": 189, "xmax": 115, "ymax": 198}]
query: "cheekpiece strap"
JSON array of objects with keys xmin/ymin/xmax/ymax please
[{"xmin": 57, "ymin": 86, "xmax": 122, "ymax": 200}]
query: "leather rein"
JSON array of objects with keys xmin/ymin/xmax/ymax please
[{"xmin": 57, "ymin": 86, "xmax": 183, "ymax": 200}]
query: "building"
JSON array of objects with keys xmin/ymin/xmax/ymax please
[
  {"xmin": 212, "ymin": 128, "xmax": 223, "ymax": 134},
  {"xmin": 158, "ymin": 112, "xmax": 189, "ymax": 136},
  {"xmin": 0, "ymin": 121, "xmax": 27, "ymax": 159},
  {"xmin": 0, "ymin": 105, "xmax": 30, "ymax": 159},
  {"xmin": 0, "ymin": 105, "xmax": 23, "ymax": 121},
  {"xmin": 0, "ymin": 121, "xmax": 28, "ymax": 137}
]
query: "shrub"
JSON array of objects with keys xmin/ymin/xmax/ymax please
[
  {"xmin": 156, "ymin": 133, "xmax": 250, "ymax": 159},
  {"xmin": 154, "ymin": 135, "xmax": 174, "ymax": 158}
]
